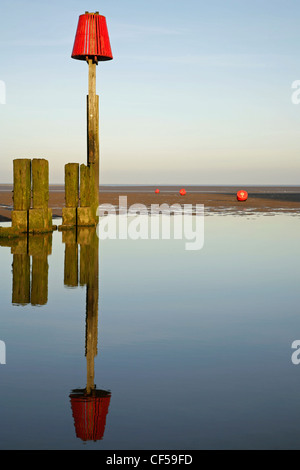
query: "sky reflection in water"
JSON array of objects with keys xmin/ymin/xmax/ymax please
[{"xmin": 0, "ymin": 213, "xmax": 299, "ymax": 449}]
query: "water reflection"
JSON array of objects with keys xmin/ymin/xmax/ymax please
[
  {"xmin": 11, "ymin": 234, "xmax": 51, "ymax": 306},
  {"xmin": 1, "ymin": 227, "xmax": 111, "ymax": 443},
  {"xmin": 64, "ymin": 228, "xmax": 111, "ymax": 442}
]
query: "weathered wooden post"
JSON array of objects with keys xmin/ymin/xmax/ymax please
[
  {"xmin": 77, "ymin": 164, "xmax": 98, "ymax": 226},
  {"xmin": 29, "ymin": 158, "xmax": 52, "ymax": 233},
  {"xmin": 11, "ymin": 159, "xmax": 31, "ymax": 232},
  {"xmin": 32, "ymin": 159, "xmax": 49, "ymax": 209},
  {"xmin": 1, "ymin": 158, "xmax": 55, "ymax": 238},
  {"xmin": 71, "ymin": 12, "xmax": 113, "ymax": 220},
  {"xmin": 62, "ymin": 163, "xmax": 79, "ymax": 227}
]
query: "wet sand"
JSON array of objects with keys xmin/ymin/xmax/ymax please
[{"xmin": 0, "ymin": 185, "xmax": 300, "ymax": 221}]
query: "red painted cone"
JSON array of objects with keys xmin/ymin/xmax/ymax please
[
  {"xmin": 179, "ymin": 188, "xmax": 186, "ymax": 196},
  {"xmin": 237, "ymin": 190, "xmax": 248, "ymax": 201},
  {"xmin": 72, "ymin": 12, "xmax": 113, "ymax": 61},
  {"xmin": 70, "ymin": 391, "xmax": 111, "ymax": 441}
]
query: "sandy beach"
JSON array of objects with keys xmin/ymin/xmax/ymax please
[{"xmin": 0, "ymin": 185, "xmax": 300, "ymax": 222}]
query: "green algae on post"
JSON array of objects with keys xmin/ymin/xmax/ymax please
[
  {"xmin": 13, "ymin": 159, "xmax": 31, "ymax": 211},
  {"xmin": 65, "ymin": 163, "xmax": 79, "ymax": 208},
  {"xmin": 32, "ymin": 159, "xmax": 49, "ymax": 210}
]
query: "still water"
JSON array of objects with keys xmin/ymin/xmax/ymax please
[{"xmin": 0, "ymin": 213, "xmax": 299, "ymax": 450}]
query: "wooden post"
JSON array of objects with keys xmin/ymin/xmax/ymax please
[
  {"xmin": 30, "ymin": 159, "xmax": 52, "ymax": 233},
  {"xmin": 95, "ymin": 94, "xmax": 99, "ymax": 191},
  {"xmin": 62, "ymin": 163, "xmax": 79, "ymax": 227},
  {"xmin": 63, "ymin": 230, "xmax": 79, "ymax": 288},
  {"xmin": 87, "ymin": 59, "xmax": 99, "ymax": 204},
  {"xmin": 32, "ymin": 159, "xmax": 49, "ymax": 209},
  {"xmin": 77, "ymin": 164, "xmax": 98, "ymax": 226},
  {"xmin": 65, "ymin": 163, "xmax": 79, "ymax": 208},
  {"xmin": 13, "ymin": 159, "xmax": 31, "ymax": 211},
  {"xmin": 12, "ymin": 159, "xmax": 31, "ymax": 232}
]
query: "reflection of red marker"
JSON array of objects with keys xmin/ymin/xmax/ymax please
[
  {"xmin": 155, "ymin": 189, "xmax": 160, "ymax": 194},
  {"xmin": 237, "ymin": 190, "xmax": 248, "ymax": 201},
  {"xmin": 179, "ymin": 188, "xmax": 186, "ymax": 196}
]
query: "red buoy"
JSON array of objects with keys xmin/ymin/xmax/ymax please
[
  {"xmin": 179, "ymin": 188, "xmax": 186, "ymax": 196},
  {"xmin": 237, "ymin": 190, "xmax": 248, "ymax": 201},
  {"xmin": 155, "ymin": 189, "xmax": 160, "ymax": 194}
]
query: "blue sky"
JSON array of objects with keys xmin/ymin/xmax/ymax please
[{"xmin": 0, "ymin": 0, "xmax": 300, "ymax": 184}]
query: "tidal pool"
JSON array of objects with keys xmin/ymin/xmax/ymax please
[{"xmin": 0, "ymin": 213, "xmax": 299, "ymax": 450}]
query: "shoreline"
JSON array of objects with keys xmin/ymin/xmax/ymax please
[{"xmin": 1, "ymin": 186, "xmax": 300, "ymax": 221}]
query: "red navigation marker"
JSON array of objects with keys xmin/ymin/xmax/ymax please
[
  {"xmin": 237, "ymin": 190, "xmax": 248, "ymax": 201},
  {"xmin": 179, "ymin": 188, "xmax": 186, "ymax": 196},
  {"xmin": 70, "ymin": 391, "xmax": 111, "ymax": 441},
  {"xmin": 155, "ymin": 189, "xmax": 160, "ymax": 194},
  {"xmin": 71, "ymin": 13, "xmax": 113, "ymax": 61}
]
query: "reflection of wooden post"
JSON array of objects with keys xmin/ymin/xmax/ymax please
[
  {"xmin": 78, "ymin": 228, "xmax": 99, "ymax": 394},
  {"xmin": 11, "ymin": 234, "xmax": 52, "ymax": 306},
  {"xmin": 12, "ymin": 254, "xmax": 30, "ymax": 305},
  {"xmin": 69, "ymin": 227, "xmax": 111, "ymax": 442},
  {"xmin": 31, "ymin": 254, "xmax": 48, "ymax": 306},
  {"xmin": 29, "ymin": 234, "xmax": 52, "ymax": 306},
  {"xmin": 86, "ymin": 236, "xmax": 99, "ymax": 394},
  {"xmin": 63, "ymin": 230, "xmax": 78, "ymax": 287}
]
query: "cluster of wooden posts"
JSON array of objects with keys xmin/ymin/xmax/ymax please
[
  {"xmin": 11, "ymin": 158, "xmax": 53, "ymax": 234},
  {"xmin": 0, "ymin": 158, "xmax": 99, "ymax": 239},
  {"xmin": 61, "ymin": 162, "xmax": 98, "ymax": 229},
  {"xmin": 2, "ymin": 226, "xmax": 98, "ymax": 308},
  {"xmin": 10, "ymin": 234, "xmax": 52, "ymax": 306},
  {"xmin": 1, "ymin": 222, "xmax": 99, "ymax": 396}
]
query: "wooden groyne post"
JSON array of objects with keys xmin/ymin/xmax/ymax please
[
  {"xmin": 0, "ymin": 158, "xmax": 55, "ymax": 238},
  {"xmin": 29, "ymin": 158, "xmax": 52, "ymax": 233},
  {"xmin": 60, "ymin": 162, "xmax": 98, "ymax": 229},
  {"xmin": 11, "ymin": 159, "xmax": 31, "ymax": 232},
  {"xmin": 62, "ymin": 163, "xmax": 79, "ymax": 227},
  {"xmin": 68, "ymin": 12, "xmax": 113, "ymax": 227}
]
